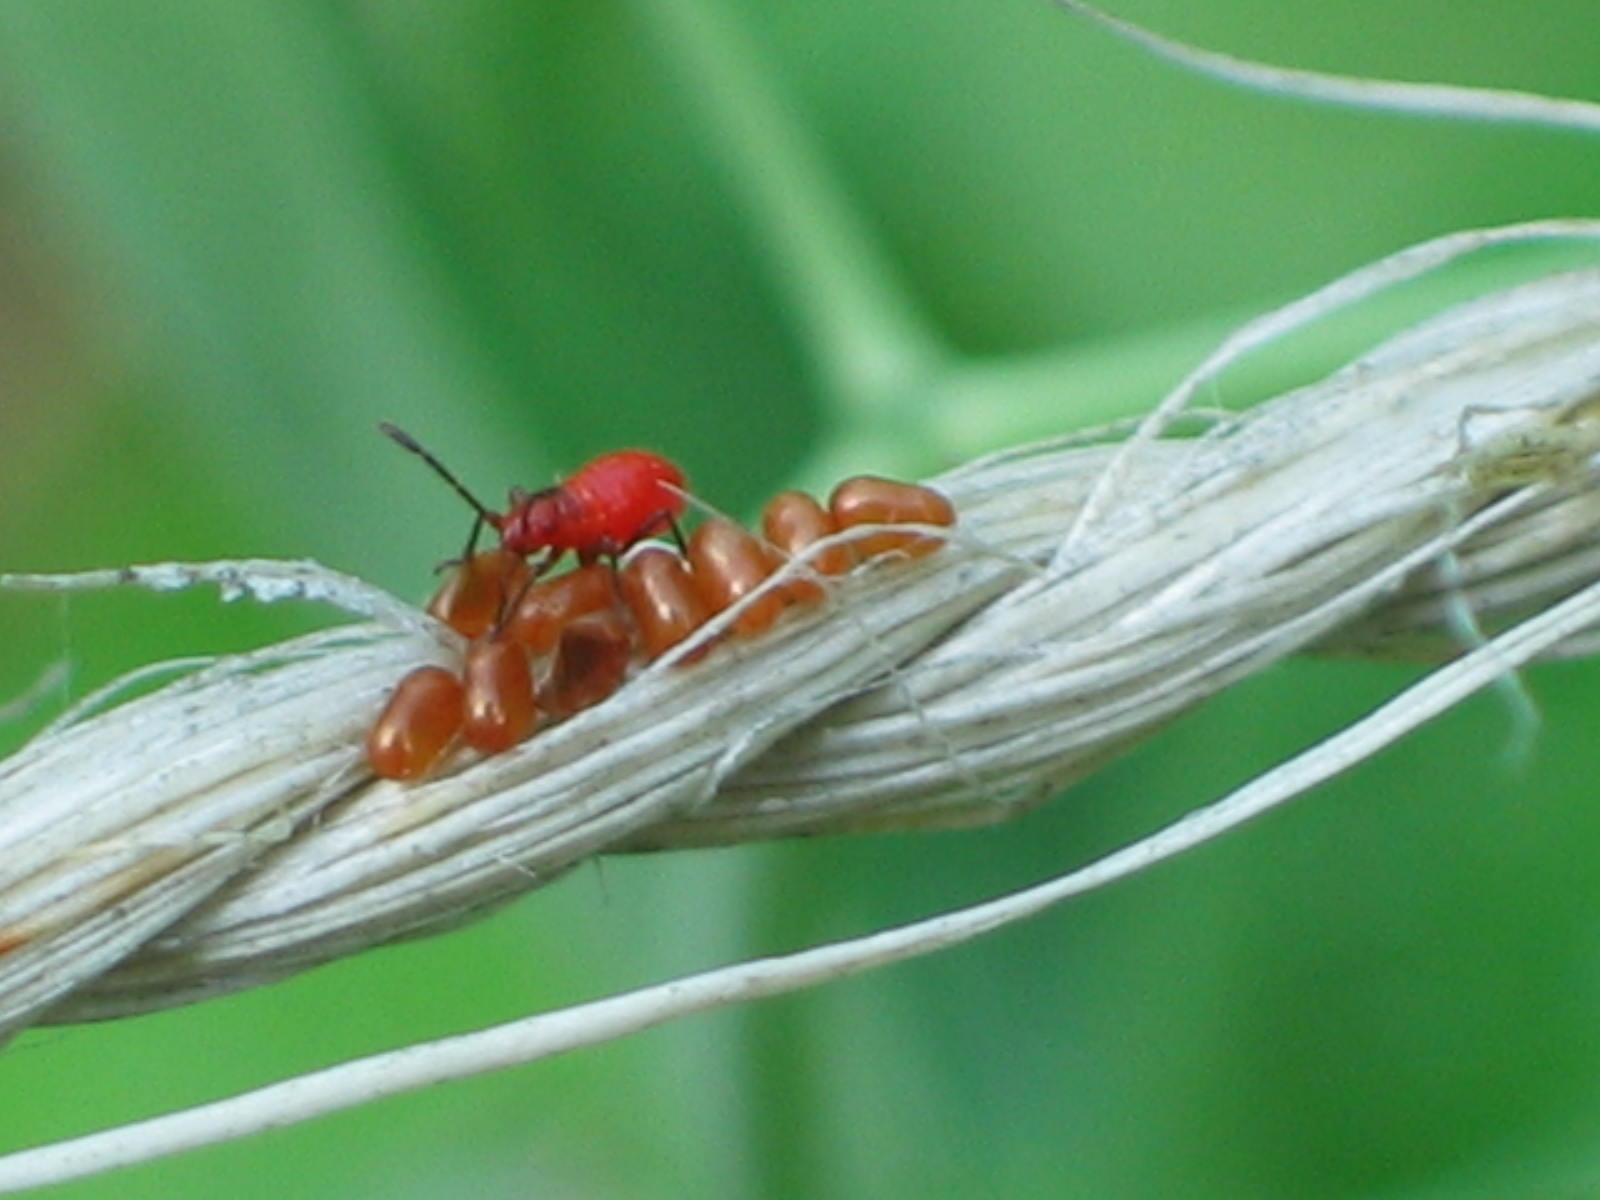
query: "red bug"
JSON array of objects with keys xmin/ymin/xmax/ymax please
[
  {"xmin": 542, "ymin": 607, "xmax": 635, "ymax": 719},
  {"xmin": 379, "ymin": 423, "xmax": 687, "ymax": 572},
  {"xmin": 615, "ymin": 480, "xmax": 959, "ymax": 664},
  {"xmin": 460, "ymin": 635, "xmax": 539, "ymax": 753},
  {"xmin": 427, "ymin": 548, "xmax": 530, "ymax": 639},
  {"xmin": 686, "ymin": 518, "xmax": 785, "ymax": 637},
  {"xmin": 368, "ymin": 426, "xmax": 958, "ymax": 780},
  {"xmin": 617, "ymin": 546, "xmax": 710, "ymax": 660},
  {"xmin": 827, "ymin": 475, "xmax": 956, "ymax": 559},
  {"xmin": 366, "ymin": 665, "xmax": 467, "ymax": 781},
  {"xmin": 760, "ymin": 489, "xmax": 856, "ymax": 603},
  {"xmin": 503, "ymin": 562, "xmax": 622, "ymax": 654}
]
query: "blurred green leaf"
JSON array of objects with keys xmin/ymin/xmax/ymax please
[{"xmin": 2, "ymin": 2, "xmax": 1600, "ymax": 1197}]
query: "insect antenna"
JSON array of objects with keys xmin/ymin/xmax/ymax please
[{"xmin": 379, "ymin": 422, "xmax": 500, "ymax": 555}]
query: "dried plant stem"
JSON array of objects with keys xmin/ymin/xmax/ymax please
[
  {"xmin": 1, "ymin": 568, "xmax": 1597, "ymax": 1192},
  {"xmin": 2, "ymin": 233, "xmax": 1599, "ymax": 1042}
]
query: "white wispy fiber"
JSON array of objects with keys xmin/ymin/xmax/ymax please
[{"xmin": 1053, "ymin": 0, "xmax": 1600, "ymax": 136}]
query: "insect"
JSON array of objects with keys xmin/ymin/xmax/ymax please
[
  {"xmin": 761, "ymin": 489, "xmax": 855, "ymax": 603},
  {"xmin": 686, "ymin": 519, "xmax": 786, "ymax": 637},
  {"xmin": 366, "ymin": 567, "xmax": 616, "ymax": 781},
  {"xmin": 425, "ymin": 548, "xmax": 529, "ymax": 639},
  {"xmin": 365, "ymin": 666, "xmax": 467, "ymax": 782},
  {"xmin": 365, "ymin": 440, "xmax": 959, "ymax": 781},
  {"xmin": 609, "ymin": 476, "xmax": 959, "ymax": 663},
  {"xmin": 460, "ymin": 635, "xmax": 539, "ymax": 753},
  {"xmin": 826, "ymin": 475, "xmax": 957, "ymax": 559},
  {"xmin": 379, "ymin": 422, "xmax": 687, "ymax": 572},
  {"xmin": 542, "ymin": 608, "xmax": 634, "ymax": 719},
  {"xmin": 617, "ymin": 545, "xmax": 710, "ymax": 659},
  {"xmin": 503, "ymin": 563, "xmax": 621, "ymax": 654}
]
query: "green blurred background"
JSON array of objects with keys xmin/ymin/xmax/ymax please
[{"xmin": 2, "ymin": 1, "xmax": 1600, "ymax": 1196}]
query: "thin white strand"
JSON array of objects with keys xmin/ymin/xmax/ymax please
[
  {"xmin": 1053, "ymin": 0, "xmax": 1600, "ymax": 135},
  {"xmin": 1062, "ymin": 219, "xmax": 1600, "ymax": 567},
  {"xmin": 0, "ymin": 560, "xmax": 444, "ymax": 640},
  {"xmin": 0, "ymin": 660, "xmax": 68, "ymax": 726}
]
